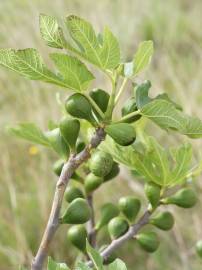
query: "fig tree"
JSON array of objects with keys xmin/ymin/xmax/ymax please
[
  {"xmin": 105, "ymin": 123, "xmax": 136, "ymax": 146},
  {"xmin": 89, "ymin": 150, "xmax": 113, "ymax": 177}
]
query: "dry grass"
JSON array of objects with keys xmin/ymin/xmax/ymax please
[{"xmin": 0, "ymin": 0, "xmax": 202, "ymax": 269}]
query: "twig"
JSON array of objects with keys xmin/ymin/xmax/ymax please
[
  {"xmin": 87, "ymin": 194, "xmax": 96, "ymax": 247},
  {"xmin": 87, "ymin": 210, "xmax": 151, "ymax": 268},
  {"xmin": 31, "ymin": 127, "xmax": 105, "ymax": 270}
]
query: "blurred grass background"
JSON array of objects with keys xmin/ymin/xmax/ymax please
[{"xmin": 0, "ymin": 0, "xmax": 202, "ymax": 269}]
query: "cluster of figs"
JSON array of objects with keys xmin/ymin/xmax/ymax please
[{"xmin": 46, "ymin": 88, "xmax": 197, "ymax": 258}]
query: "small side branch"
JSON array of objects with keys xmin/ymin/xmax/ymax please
[
  {"xmin": 31, "ymin": 127, "xmax": 105, "ymax": 270},
  {"xmin": 87, "ymin": 210, "xmax": 151, "ymax": 268},
  {"xmin": 87, "ymin": 194, "xmax": 96, "ymax": 247}
]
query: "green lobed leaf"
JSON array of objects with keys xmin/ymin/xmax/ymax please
[
  {"xmin": 86, "ymin": 240, "xmax": 104, "ymax": 270},
  {"xmin": 140, "ymin": 99, "xmax": 202, "ymax": 138},
  {"xmin": 169, "ymin": 143, "xmax": 192, "ymax": 185},
  {"xmin": 47, "ymin": 257, "xmax": 70, "ymax": 270},
  {"xmin": 107, "ymin": 259, "xmax": 127, "ymax": 270},
  {"xmin": 51, "ymin": 53, "xmax": 94, "ymax": 91},
  {"xmin": 39, "ymin": 14, "xmax": 66, "ymax": 49},
  {"xmin": 7, "ymin": 122, "xmax": 50, "ymax": 146},
  {"xmin": 65, "ymin": 15, "xmax": 120, "ymax": 70},
  {"xmin": 0, "ymin": 48, "xmax": 71, "ymax": 88},
  {"xmin": 101, "ymin": 136, "xmax": 193, "ymax": 187},
  {"xmin": 133, "ymin": 40, "xmax": 154, "ymax": 75},
  {"xmin": 135, "ymin": 80, "xmax": 152, "ymax": 108}
]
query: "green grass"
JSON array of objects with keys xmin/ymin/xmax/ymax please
[{"xmin": 0, "ymin": 0, "xmax": 202, "ymax": 269}]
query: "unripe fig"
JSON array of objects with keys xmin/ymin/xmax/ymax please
[
  {"xmin": 53, "ymin": 159, "xmax": 64, "ymax": 176},
  {"xmin": 136, "ymin": 232, "xmax": 159, "ymax": 253},
  {"xmin": 162, "ymin": 188, "xmax": 197, "ymax": 208},
  {"xmin": 89, "ymin": 150, "xmax": 113, "ymax": 177},
  {"xmin": 108, "ymin": 217, "xmax": 129, "ymax": 239},
  {"xmin": 61, "ymin": 198, "xmax": 91, "ymax": 224},
  {"xmin": 89, "ymin": 88, "xmax": 109, "ymax": 115},
  {"xmin": 45, "ymin": 128, "xmax": 70, "ymax": 159},
  {"xmin": 105, "ymin": 123, "xmax": 136, "ymax": 146},
  {"xmin": 76, "ymin": 139, "xmax": 86, "ymax": 153},
  {"xmin": 104, "ymin": 162, "xmax": 120, "ymax": 182},
  {"xmin": 121, "ymin": 98, "xmax": 141, "ymax": 123},
  {"xmin": 71, "ymin": 172, "xmax": 83, "ymax": 183},
  {"xmin": 150, "ymin": 211, "xmax": 174, "ymax": 231},
  {"xmin": 59, "ymin": 117, "xmax": 80, "ymax": 151},
  {"xmin": 95, "ymin": 203, "xmax": 120, "ymax": 230},
  {"xmin": 65, "ymin": 93, "xmax": 95, "ymax": 123},
  {"xmin": 64, "ymin": 186, "xmax": 84, "ymax": 203},
  {"xmin": 118, "ymin": 196, "xmax": 141, "ymax": 222},
  {"xmin": 144, "ymin": 182, "xmax": 161, "ymax": 209},
  {"xmin": 85, "ymin": 173, "xmax": 103, "ymax": 193},
  {"xmin": 196, "ymin": 240, "xmax": 202, "ymax": 258},
  {"xmin": 67, "ymin": 225, "xmax": 87, "ymax": 252}
]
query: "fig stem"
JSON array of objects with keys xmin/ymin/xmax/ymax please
[
  {"xmin": 105, "ymin": 72, "xmax": 118, "ymax": 120},
  {"xmin": 83, "ymin": 93, "xmax": 105, "ymax": 119},
  {"xmin": 114, "ymin": 77, "xmax": 128, "ymax": 105},
  {"xmin": 31, "ymin": 127, "xmax": 105, "ymax": 270},
  {"xmin": 86, "ymin": 209, "xmax": 152, "ymax": 267},
  {"xmin": 115, "ymin": 109, "xmax": 141, "ymax": 123},
  {"xmin": 87, "ymin": 194, "xmax": 97, "ymax": 247}
]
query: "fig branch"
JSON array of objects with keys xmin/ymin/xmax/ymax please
[
  {"xmin": 31, "ymin": 127, "xmax": 105, "ymax": 270},
  {"xmin": 87, "ymin": 194, "xmax": 97, "ymax": 247},
  {"xmin": 87, "ymin": 209, "xmax": 151, "ymax": 268}
]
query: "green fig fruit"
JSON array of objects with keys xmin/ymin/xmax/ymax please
[
  {"xmin": 71, "ymin": 172, "xmax": 83, "ymax": 183},
  {"xmin": 45, "ymin": 128, "xmax": 70, "ymax": 159},
  {"xmin": 64, "ymin": 186, "xmax": 84, "ymax": 203},
  {"xmin": 150, "ymin": 211, "xmax": 174, "ymax": 231},
  {"xmin": 196, "ymin": 240, "xmax": 202, "ymax": 258},
  {"xmin": 89, "ymin": 88, "xmax": 109, "ymax": 115},
  {"xmin": 108, "ymin": 217, "xmax": 129, "ymax": 239},
  {"xmin": 144, "ymin": 182, "xmax": 161, "ymax": 209},
  {"xmin": 118, "ymin": 196, "xmax": 141, "ymax": 222},
  {"xmin": 104, "ymin": 162, "xmax": 120, "ymax": 182},
  {"xmin": 89, "ymin": 150, "xmax": 113, "ymax": 177},
  {"xmin": 59, "ymin": 117, "xmax": 80, "ymax": 151},
  {"xmin": 65, "ymin": 93, "xmax": 95, "ymax": 123},
  {"xmin": 136, "ymin": 232, "xmax": 159, "ymax": 253},
  {"xmin": 162, "ymin": 188, "xmax": 197, "ymax": 208},
  {"xmin": 53, "ymin": 159, "xmax": 64, "ymax": 176},
  {"xmin": 95, "ymin": 203, "xmax": 120, "ymax": 231},
  {"xmin": 121, "ymin": 98, "xmax": 142, "ymax": 123},
  {"xmin": 105, "ymin": 123, "xmax": 136, "ymax": 146},
  {"xmin": 61, "ymin": 198, "xmax": 91, "ymax": 224},
  {"xmin": 67, "ymin": 225, "xmax": 87, "ymax": 252},
  {"xmin": 85, "ymin": 173, "xmax": 103, "ymax": 193},
  {"xmin": 76, "ymin": 139, "xmax": 86, "ymax": 153}
]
